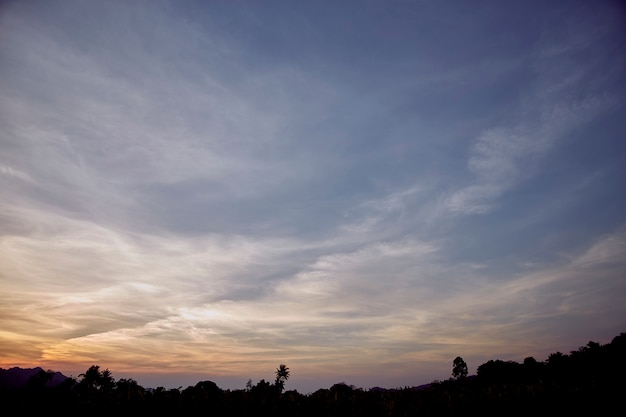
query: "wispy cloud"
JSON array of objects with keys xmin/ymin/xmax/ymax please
[
  {"xmin": 444, "ymin": 15, "xmax": 620, "ymax": 216},
  {"xmin": 0, "ymin": 164, "xmax": 35, "ymax": 183},
  {"xmin": 18, "ymin": 223, "xmax": 624, "ymax": 386}
]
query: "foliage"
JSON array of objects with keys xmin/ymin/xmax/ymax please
[
  {"xmin": 452, "ymin": 356, "xmax": 468, "ymax": 380},
  {"xmin": 275, "ymin": 363, "xmax": 290, "ymax": 393}
]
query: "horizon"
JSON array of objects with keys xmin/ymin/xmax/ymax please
[
  {"xmin": 1, "ymin": 0, "xmax": 625, "ymax": 395},
  {"xmin": 5, "ymin": 329, "xmax": 624, "ymax": 393}
]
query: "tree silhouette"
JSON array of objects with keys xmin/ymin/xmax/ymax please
[
  {"xmin": 452, "ymin": 356, "xmax": 468, "ymax": 380},
  {"xmin": 26, "ymin": 369, "xmax": 54, "ymax": 390},
  {"xmin": 77, "ymin": 364, "xmax": 115, "ymax": 405},
  {"xmin": 275, "ymin": 364, "xmax": 290, "ymax": 393},
  {"xmin": 115, "ymin": 378, "xmax": 144, "ymax": 403},
  {"xmin": 78, "ymin": 365, "xmax": 114, "ymax": 391}
]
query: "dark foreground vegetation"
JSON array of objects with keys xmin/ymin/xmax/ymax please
[{"xmin": 2, "ymin": 332, "xmax": 625, "ymax": 416}]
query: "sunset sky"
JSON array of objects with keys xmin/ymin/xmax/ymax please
[{"xmin": 1, "ymin": 0, "xmax": 625, "ymax": 393}]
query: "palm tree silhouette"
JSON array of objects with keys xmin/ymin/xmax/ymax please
[{"xmin": 274, "ymin": 364, "xmax": 290, "ymax": 393}]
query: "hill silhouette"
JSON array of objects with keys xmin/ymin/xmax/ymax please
[
  {"xmin": 0, "ymin": 367, "xmax": 68, "ymax": 389},
  {"xmin": 1, "ymin": 331, "xmax": 625, "ymax": 416}
]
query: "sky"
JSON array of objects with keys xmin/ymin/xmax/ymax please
[{"xmin": 1, "ymin": 0, "xmax": 625, "ymax": 393}]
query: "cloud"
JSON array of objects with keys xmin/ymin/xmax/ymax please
[
  {"xmin": 0, "ymin": 164, "xmax": 35, "ymax": 183},
  {"xmin": 572, "ymin": 226, "xmax": 626, "ymax": 268},
  {"xmin": 24, "ymin": 223, "xmax": 625, "ymax": 384},
  {"xmin": 444, "ymin": 184, "xmax": 501, "ymax": 215},
  {"xmin": 432, "ymin": 226, "xmax": 626, "ymax": 355},
  {"xmin": 443, "ymin": 12, "xmax": 621, "ymax": 217},
  {"xmin": 0, "ymin": 0, "xmax": 374, "ymax": 242}
]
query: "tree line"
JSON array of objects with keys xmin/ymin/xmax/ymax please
[{"xmin": 1, "ymin": 332, "xmax": 625, "ymax": 416}]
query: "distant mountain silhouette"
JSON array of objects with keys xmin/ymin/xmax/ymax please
[{"xmin": 0, "ymin": 367, "xmax": 69, "ymax": 389}]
